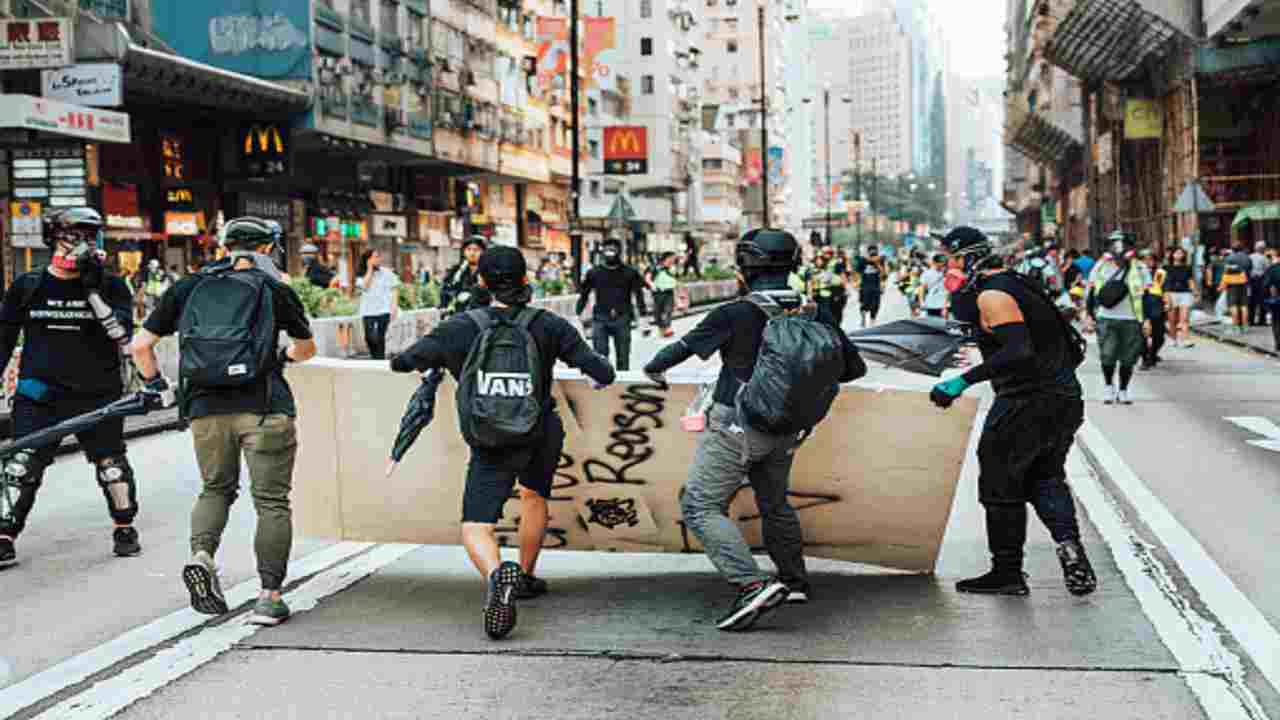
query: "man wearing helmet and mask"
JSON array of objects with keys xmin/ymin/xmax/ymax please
[
  {"xmin": 0, "ymin": 208, "xmax": 144, "ymax": 568},
  {"xmin": 1085, "ymin": 230, "xmax": 1151, "ymax": 405},
  {"xmin": 132, "ymin": 217, "xmax": 316, "ymax": 625},
  {"xmin": 930, "ymin": 226, "xmax": 1097, "ymax": 599},
  {"xmin": 576, "ymin": 239, "xmax": 647, "ymax": 371},
  {"xmin": 441, "ymin": 236, "xmax": 491, "ymax": 316},
  {"xmin": 643, "ymin": 229, "xmax": 866, "ymax": 631}
]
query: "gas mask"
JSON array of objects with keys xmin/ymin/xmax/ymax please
[
  {"xmin": 602, "ymin": 247, "xmax": 622, "ymax": 268},
  {"xmin": 944, "ymin": 268, "xmax": 968, "ymax": 293},
  {"xmin": 53, "ymin": 239, "xmax": 101, "ymax": 272}
]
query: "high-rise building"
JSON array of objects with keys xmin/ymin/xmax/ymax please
[{"xmin": 946, "ymin": 76, "xmax": 1005, "ymax": 225}]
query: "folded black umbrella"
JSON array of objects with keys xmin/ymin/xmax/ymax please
[
  {"xmin": 847, "ymin": 318, "xmax": 974, "ymax": 377},
  {"xmin": 387, "ymin": 368, "xmax": 446, "ymax": 477},
  {"xmin": 0, "ymin": 393, "xmax": 150, "ymax": 461}
]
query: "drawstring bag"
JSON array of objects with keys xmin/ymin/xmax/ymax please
[{"xmin": 681, "ymin": 382, "xmax": 714, "ymax": 432}]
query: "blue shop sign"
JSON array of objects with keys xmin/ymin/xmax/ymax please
[{"xmin": 151, "ymin": 0, "xmax": 311, "ymax": 81}]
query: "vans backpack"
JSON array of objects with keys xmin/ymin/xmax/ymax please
[
  {"xmin": 457, "ymin": 308, "xmax": 547, "ymax": 449},
  {"xmin": 177, "ymin": 267, "xmax": 278, "ymax": 403},
  {"xmin": 736, "ymin": 292, "xmax": 846, "ymax": 438}
]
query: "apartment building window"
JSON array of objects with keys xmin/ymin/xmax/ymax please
[
  {"xmin": 380, "ymin": 0, "xmax": 398, "ymax": 36},
  {"xmin": 727, "ymin": 40, "xmax": 738, "ymax": 53},
  {"xmin": 703, "ymin": 159, "xmax": 724, "ymax": 170},
  {"xmin": 706, "ymin": 0, "xmax": 717, "ymax": 6},
  {"xmin": 590, "ymin": 180, "xmax": 602, "ymax": 198},
  {"xmin": 588, "ymin": 97, "xmax": 599, "ymax": 116},
  {"xmin": 351, "ymin": 0, "xmax": 371, "ymax": 25},
  {"xmin": 641, "ymin": 37, "xmax": 653, "ymax": 56},
  {"xmin": 640, "ymin": 0, "xmax": 653, "ymax": 18},
  {"xmin": 641, "ymin": 75, "xmax": 655, "ymax": 94},
  {"xmin": 588, "ymin": 139, "xmax": 600, "ymax": 158}
]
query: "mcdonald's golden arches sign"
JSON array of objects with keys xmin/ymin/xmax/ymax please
[
  {"xmin": 603, "ymin": 125, "xmax": 648, "ymax": 175},
  {"xmin": 239, "ymin": 124, "xmax": 289, "ymax": 177}
]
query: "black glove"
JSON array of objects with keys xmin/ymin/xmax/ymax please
[
  {"xmin": 140, "ymin": 375, "xmax": 177, "ymax": 410},
  {"xmin": 77, "ymin": 252, "xmax": 105, "ymax": 292},
  {"xmin": 644, "ymin": 369, "xmax": 668, "ymax": 388},
  {"xmin": 277, "ymin": 346, "xmax": 293, "ymax": 367}
]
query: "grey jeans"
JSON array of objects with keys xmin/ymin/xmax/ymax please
[{"xmin": 681, "ymin": 403, "xmax": 808, "ymax": 587}]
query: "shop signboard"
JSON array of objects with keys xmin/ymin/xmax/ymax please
[
  {"xmin": 603, "ymin": 126, "xmax": 648, "ymax": 175},
  {"xmin": 1124, "ymin": 99, "xmax": 1162, "ymax": 140},
  {"xmin": 10, "ymin": 201, "xmax": 41, "ymax": 235},
  {"xmin": 240, "ymin": 194, "xmax": 292, "ymax": 231},
  {"xmin": 0, "ymin": 18, "xmax": 72, "ymax": 70},
  {"xmin": 41, "ymin": 63, "xmax": 123, "ymax": 107},
  {"xmin": 372, "ymin": 214, "xmax": 408, "ymax": 238},
  {"xmin": 151, "ymin": 0, "xmax": 311, "ymax": 80},
  {"xmin": 0, "ymin": 95, "xmax": 131, "ymax": 143},
  {"xmin": 165, "ymin": 211, "xmax": 203, "ymax": 236}
]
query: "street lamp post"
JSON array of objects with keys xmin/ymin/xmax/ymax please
[
  {"xmin": 804, "ymin": 86, "xmax": 851, "ymax": 247},
  {"xmin": 757, "ymin": 0, "xmax": 770, "ymax": 228}
]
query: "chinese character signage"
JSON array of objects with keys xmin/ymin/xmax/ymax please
[
  {"xmin": 603, "ymin": 126, "xmax": 648, "ymax": 175},
  {"xmin": 0, "ymin": 19, "xmax": 72, "ymax": 70},
  {"xmin": 1124, "ymin": 99, "xmax": 1162, "ymax": 140},
  {"xmin": 0, "ymin": 95, "xmax": 131, "ymax": 143}
]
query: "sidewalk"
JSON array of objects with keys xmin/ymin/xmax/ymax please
[{"xmin": 1191, "ymin": 311, "xmax": 1278, "ymax": 358}]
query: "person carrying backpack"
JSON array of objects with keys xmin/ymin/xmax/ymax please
[
  {"xmin": 930, "ymin": 226, "xmax": 1098, "ymax": 599},
  {"xmin": 642, "ymin": 229, "xmax": 866, "ymax": 631},
  {"xmin": 391, "ymin": 246, "xmax": 615, "ymax": 640},
  {"xmin": 0, "ymin": 208, "xmax": 146, "ymax": 568},
  {"xmin": 1085, "ymin": 231, "xmax": 1151, "ymax": 405},
  {"xmin": 130, "ymin": 216, "xmax": 317, "ymax": 625}
]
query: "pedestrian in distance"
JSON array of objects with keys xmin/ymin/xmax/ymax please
[
  {"xmin": 440, "ymin": 236, "xmax": 489, "ymax": 315},
  {"xmin": 0, "ymin": 208, "xmax": 147, "ymax": 568},
  {"xmin": 919, "ymin": 253, "xmax": 949, "ymax": 319},
  {"xmin": 356, "ymin": 249, "xmax": 401, "ymax": 361},
  {"xmin": 1086, "ymin": 231, "xmax": 1151, "ymax": 405},
  {"xmin": 300, "ymin": 243, "xmax": 338, "ymax": 290},
  {"xmin": 1162, "ymin": 247, "xmax": 1197, "ymax": 349},
  {"xmin": 391, "ymin": 246, "xmax": 615, "ymax": 640},
  {"xmin": 1249, "ymin": 241, "xmax": 1270, "ymax": 327},
  {"xmin": 808, "ymin": 247, "xmax": 846, "ymax": 328},
  {"xmin": 576, "ymin": 239, "xmax": 648, "ymax": 371},
  {"xmin": 1222, "ymin": 242, "xmax": 1253, "ymax": 335},
  {"xmin": 1140, "ymin": 250, "xmax": 1167, "ymax": 371},
  {"xmin": 854, "ymin": 245, "xmax": 888, "ymax": 327},
  {"xmin": 647, "ymin": 252, "xmax": 680, "ymax": 338},
  {"xmin": 643, "ymin": 229, "xmax": 867, "ymax": 631},
  {"xmin": 131, "ymin": 216, "xmax": 317, "ymax": 626},
  {"xmin": 930, "ymin": 226, "xmax": 1098, "ymax": 598},
  {"xmin": 1265, "ymin": 258, "xmax": 1280, "ymax": 352}
]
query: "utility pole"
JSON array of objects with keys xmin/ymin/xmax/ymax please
[
  {"xmin": 569, "ymin": 0, "xmax": 583, "ymax": 286},
  {"xmin": 758, "ymin": 2, "xmax": 771, "ymax": 228},
  {"xmin": 870, "ymin": 157, "xmax": 878, "ymax": 249},
  {"xmin": 824, "ymin": 88, "xmax": 832, "ymax": 247},
  {"xmin": 853, "ymin": 130, "xmax": 861, "ymax": 251}
]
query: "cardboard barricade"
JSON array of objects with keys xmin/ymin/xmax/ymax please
[{"xmin": 290, "ymin": 361, "xmax": 978, "ymax": 573}]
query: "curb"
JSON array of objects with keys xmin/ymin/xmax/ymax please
[{"xmin": 1190, "ymin": 326, "xmax": 1279, "ymax": 359}]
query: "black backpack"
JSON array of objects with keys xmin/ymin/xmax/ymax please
[
  {"xmin": 1096, "ymin": 262, "xmax": 1131, "ymax": 309},
  {"xmin": 456, "ymin": 307, "xmax": 547, "ymax": 449},
  {"xmin": 178, "ymin": 267, "xmax": 278, "ymax": 405},
  {"xmin": 735, "ymin": 292, "xmax": 846, "ymax": 438}
]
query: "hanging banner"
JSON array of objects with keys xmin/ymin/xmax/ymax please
[
  {"xmin": 583, "ymin": 17, "xmax": 617, "ymax": 92},
  {"xmin": 744, "ymin": 149, "xmax": 763, "ymax": 185},
  {"xmin": 1124, "ymin": 99, "xmax": 1162, "ymax": 140},
  {"xmin": 767, "ymin": 146, "xmax": 784, "ymax": 185},
  {"xmin": 535, "ymin": 17, "xmax": 569, "ymax": 91}
]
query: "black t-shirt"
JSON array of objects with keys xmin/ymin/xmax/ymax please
[
  {"xmin": 144, "ymin": 269, "xmax": 313, "ymax": 418},
  {"xmin": 0, "ymin": 270, "xmax": 133, "ymax": 394},
  {"xmin": 855, "ymin": 257, "xmax": 884, "ymax": 294},
  {"xmin": 576, "ymin": 264, "xmax": 648, "ymax": 319},
  {"xmin": 1063, "ymin": 263, "xmax": 1083, "ymax": 288},
  {"xmin": 975, "ymin": 272, "xmax": 1080, "ymax": 398},
  {"xmin": 1163, "ymin": 264, "xmax": 1193, "ymax": 292},
  {"xmin": 305, "ymin": 260, "xmax": 336, "ymax": 289},
  {"xmin": 679, "ymin": 293, "xmax": 867, "ymax": 406},
  {"xmin": 390, "ymin": 305, "xmax": 615, "ymax": 418}
]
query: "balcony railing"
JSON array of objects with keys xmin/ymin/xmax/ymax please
[{"xmin": 352, "ymin": 97, "xmax": 381, "ymax": 127}]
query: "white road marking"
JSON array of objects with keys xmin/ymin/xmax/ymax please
[
  {"xmin": 0, "ymin": 542, "xmax": 373, "ymax": 719},
  {"xmin": 1224, "ymin": 416, "xmax": 1280, "ymax": 452},
  {"xmin": 1076, "ymin": 421, "xmax": 1275, "ymax": 719},
  {"xmin": 31, "ymin": 543, "xmax": 417, "ymax": 720}
]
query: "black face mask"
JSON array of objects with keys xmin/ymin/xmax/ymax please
[{"xmin": 603, "ymin": 251, "xmax": 622, "ymax": 267}]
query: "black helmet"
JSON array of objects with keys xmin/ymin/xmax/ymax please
[
  {"xmin": 462, "ymin": 235, "xmax": 487, "ymax": 252},
  {"xmin": 42, "ymin": 207, "xmax": 103, "ymax": 249},
  {"xmin": 941, "ymin": 226, "xmax": 998, "ymax": 292},
  {"xmin": 735, "ymin": 228, "xmax": 800, "ymax": 273},
  {"xmin": 220, "ymin": 217, "xmax": 282, "ymax": 251}
]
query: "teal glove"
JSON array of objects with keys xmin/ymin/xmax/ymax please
[{"xmin": 929, "ymin": 376, "xmax": 970, "ymax": 409}]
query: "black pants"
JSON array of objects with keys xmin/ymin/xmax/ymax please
[
  {"xmin": 363, "ymin": 313, "xmax": 391, "ymax": 360},
  {"xmin": 1144, "ymin": 297, "xmax": 1166, "ymax": 364},
  {"xmin": 652, "ymin": 291, "xmax": 675, "ymax": 330},
  {"xmin": 976, "ymin": 394, "xmax": 1085, "ymax": 562},
  {"xmin": 2, "ymin": 388, "xmax": 129, "ymax": 538},
  {"xmin": 592, "ymin": 317, "xmax": 632, "ymax": 371},
  {"xmin": 1271, "ymin": 309, "xmax": 1280, "ymax": 351},
  {"xmin": 1250, "ymin": 277, "xmax": 1268, "ymax": 325},
  {"xmin": 925, "ymin": 308, "xmax": 945, "ymax": 318}
]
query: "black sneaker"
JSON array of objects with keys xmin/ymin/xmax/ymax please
[
  {"xmin": 0, "ymin": 537, "xmax": 16, "ymax": 569},
  {"xmin": 1056, "ymin": 540, "xmax": 1098, "ymax": 596},
  {"xmin": 955, "ymin": 568, "xmax": 1029, "ymax": 596},
  {"xmin": 716, "ymin": 579, "xmax": 789, "ymax": 631},
  {"xmin": 113, "ymin": 526, "xmax": 142, "ymax": 557},
  {"xmin": 483, "ymin": 561, "xmax": 523, "ymax": 640},
  {"xmin": 183, "ymin": 551, "xmax": 230, "ymax": 615},
  {"xmin": 515, "ymin": 572, "xmax": 548, "ymax": 599},
  {"xmin": 784, "ymin": 582, "xmax": 811, "ymax": 605}
]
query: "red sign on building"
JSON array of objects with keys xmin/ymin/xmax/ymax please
[{"xmin": 603, "ymin": 125, "xmax": 648, "ymax": 175}]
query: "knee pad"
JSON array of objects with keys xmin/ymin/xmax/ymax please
[
  {"xmin": 96, "ymin": 455, "xmax": 138, "ymax": 524},
  {"xmin": 4, "ymin": 450, "xmax": 48, "ymax": 488}
]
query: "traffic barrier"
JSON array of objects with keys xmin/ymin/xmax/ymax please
[
  {"xmin": 288, "ymin": 360, "xmax": 978, "ymax": 573},
  {"xmin": 307, "ymin": 280, "xmax": 740, "ymax": 359}
]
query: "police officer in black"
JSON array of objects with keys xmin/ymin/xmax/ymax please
[
  {"xmin": 929, "ymin": 226, "xmax": 1097, "ymax": 598},
  {"xmin": 440, "ymin": 236, "xmax": 491, "ymax": 315},
  {"xmin": 576, "ymin": 239, "xmax": 647, "ymax": 371}
]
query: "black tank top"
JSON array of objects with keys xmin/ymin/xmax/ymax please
[
  {"xmin": 1163, "ymin": 265, "xmax": 1192, "ymax": 292},
  {"xmin": 975, "ymin": 272, "xmax": 1081, "ymax": 398}
]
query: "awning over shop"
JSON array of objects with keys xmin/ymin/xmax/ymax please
[
  {"xmin": 1005, "ymin": 106, "xmax": 1083, "ymax": 169},
  {"xmin": 1044, "ymin": 0, "xmax": 1187, "ymax": 83},
  {"xmin": 1231, "ymin": 202, "xmax": 1280, "ymax": 229},
  {"xmin": 77, "ymin": 22, "xmax": 310, "ymax": 114}
]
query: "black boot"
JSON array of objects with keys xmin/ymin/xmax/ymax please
[
  {"xmin": 1056, "ymin": 539, "xmax": 1097, "ymax": 596},
  {"xmin": 957, "ymin": 504, "xmax": 1029, "ymax": 596}
]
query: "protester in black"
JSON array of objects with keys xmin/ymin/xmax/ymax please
[
  {"xmin": 440, "ymin": 236, "xmax": 489, "ymax": 315},
  {"xmin": 855, "ymin": 247, "xmax": 887, "ymax": 326},
  {"xmin": 576, "ymin": 239, "xmax": 647, "ymax": 371},
  {"xmin": 0, "ymin": 208, "xmax": 142, "ymax": 568},
  {"xmin": 392, "ymin": 246, "xmax": 614, "ymax": 640},
  {"xmin": 644, "ymin": 229, "xmax": 866, "ymax": 632},
  {"xmin": 930, "ymin": 226, "xmax": 1097, "ymax": 598}
]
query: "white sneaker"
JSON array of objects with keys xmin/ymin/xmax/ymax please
[
  {"xmin": 1118, "ymin": 389, "xmax": 1133, "ymax": 405},
  {"xmin": 1103, "ymin": 385, "xmax": 1117, "ymax": 405}
]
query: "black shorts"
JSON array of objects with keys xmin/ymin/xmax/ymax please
[
  {"xmin": 462, "ymin": 412, "xmax": 565, "ymax": 523},
  {"xmin": 976, "ymin": 394, "xmax": 1083, "ymax": 505},
  {"xmin": 925, "ymin": 308, "xmax": 945, "ymax": 318},
  {"xmin": 860, "ymin": 290, "xmax": 882, "ymax": 316},
  {"xmin": 13, "ymin": 388, "xmax": 126, "ymax": 466},
  {"xmin": 1227, "ymin": 284, "xmax": 1249, "ymax": 307}
]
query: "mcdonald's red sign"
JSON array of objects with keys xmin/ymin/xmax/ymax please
[{"xmin": 603, "ymin": 125, "xmax": 648, "ymax": 175}]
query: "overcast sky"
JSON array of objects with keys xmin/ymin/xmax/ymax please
[{"xmin": 804, "ymin": 0, "xmax": 1007, "ymax": 79}]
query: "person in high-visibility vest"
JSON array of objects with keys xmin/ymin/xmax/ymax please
[
  {"xmin": 1140, "ymin": 249, "xmax": 1166, "ymax": 371},
  {"xmin": 647, "ymin": 252, "xmax": 680, "ymax": 337},
  {"xmin": 807, "ymin": 248, "xmax": 845, "ymax": 328}
]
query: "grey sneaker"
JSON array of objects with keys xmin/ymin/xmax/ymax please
[
  {"xmin": 182, "ymin": 551, "xmax": 228, "ymax": 615},
  {"xmin": 247, "ymin": 595, "xmax": 291, "ymax": 626}
]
